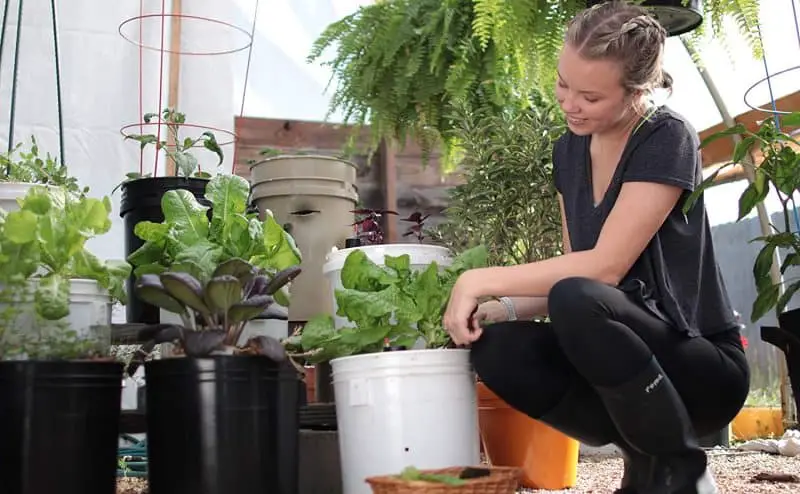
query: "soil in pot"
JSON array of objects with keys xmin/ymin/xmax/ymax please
[
  {"xmin": 144, "ymin": 355, "xmax": 301, "ymax": 494},
  {"xmin": 119, "ymin": 177, "xmax": 210, "ymax": 324},
  {"xmin": 0, "ymin": 359, "xmax": 124, "ymax": 494}
]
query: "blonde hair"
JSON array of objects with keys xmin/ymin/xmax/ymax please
[{"xmin": 566, "ymin": 1, "xmax": 671, "ymax": 100}]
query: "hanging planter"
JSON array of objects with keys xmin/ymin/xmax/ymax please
[{"xmin": 586, "ymin": 0, "xmax": 703, "ymax": 36}]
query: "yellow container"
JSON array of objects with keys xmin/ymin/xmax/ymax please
[
  {"xmin": 477, "ymin": 383, "xmax": 579, "ymax": 490},
  {"xmin": 731, "ymin": 406, "xmax": 784, "ymax": 440}
]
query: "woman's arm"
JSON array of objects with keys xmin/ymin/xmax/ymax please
[
  {"xmin": 463, "ymin": 181, "xmax": 683, "ymax": 299},
  {"xmin": 498, "ymin": 194, "xmax": 573, "ymax": 319}
]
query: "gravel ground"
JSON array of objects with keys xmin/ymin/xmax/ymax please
[
  {"xmin": 116, "ymin": 451, "xmax": 799, "ymax": 493},
  {"xmin": 521, "ymin": 450, "xmax": 800, "ymax": 493}
]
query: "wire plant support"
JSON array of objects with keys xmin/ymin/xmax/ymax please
[
  {"xmin": 0, "ymin": 0, "xmax": 67, "ymax": 166},
  {"xmin": 118, "ymin": 0, "xmax": 260, "ymax": 177}
]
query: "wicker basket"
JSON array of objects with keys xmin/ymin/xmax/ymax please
[{"xmin": 365, "ymin": 466, "xmax": 522, "ymax": 494}]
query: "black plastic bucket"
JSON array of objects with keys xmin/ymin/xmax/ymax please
[
  {"xmin": 145, "ymin": 355, "xmax": 301, "ymax": 494},
  {"xmin": 119, "ymin": 176, "xmax": 210, "ymax": 324},
  {"xmin": 0, "ymin": 360, "xmax": 124, "ymax": 494}
]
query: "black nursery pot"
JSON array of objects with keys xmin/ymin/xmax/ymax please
[
  {"xmin": 145, "ymin": 355, "xmax": 301, "ymax": 494},
  {"xmin": 120, "ymin": 176, "xmax": 210, "ymax": 324},
  {"xmin": 0, "ymin": 360, "xmax": 124, "ymax": 494},
  {"xmin": 761, "ymin": 307, "xmax": 800, "ymax": 415}
]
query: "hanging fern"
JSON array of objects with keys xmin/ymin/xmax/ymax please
[{"xmin": 309, "ymin": 0, "xmax": 763, "ymax": 169}]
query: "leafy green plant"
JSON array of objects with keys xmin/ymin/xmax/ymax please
[
  {"xmin": 0, "ymin": 185, "xmax": 132, "ymax": 359},
  {"xmin": 683, "ymin": 111, "xmax": 800, "ymax": 322},
  {"xmin": 130, "ymin": 258, "xmax": 300, "ymax": 360},
  {"xmin": 126, "ymin": 173, "xmax": 302, "ymax": 306},
  {"xmin": 284, "ymin": 245, "xmax": 487, "ymax": 363},
  {"xmin": 117, "ymin": 108, "xmax": 224, "ymax": 191},
  {"xmin": 309, "ymin": 0, "xmax": 761, "ymax": 167},
  {"xmin": 0, "ymin": 136, "xmax": 84, "ymax": 194},
  {"xmin": 431, "ymin": 94, "xmax": 564, "ymax": 266}
]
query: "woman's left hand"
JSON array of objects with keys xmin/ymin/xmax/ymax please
[{"xmin": 443, "ymin": 272, "xmax": 482, "ymax": 346}]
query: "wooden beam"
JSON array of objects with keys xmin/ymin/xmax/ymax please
[
  {"xmin": 698, "ymin": 90, "xmax": 800, "ymax": 168},
  {"xmin": 378, "ymin": 139, "xmax": 398, "ymax": 242},
  {"xmin": 165, "ymin": 0, "xmax": 183, "ymax": 176}
]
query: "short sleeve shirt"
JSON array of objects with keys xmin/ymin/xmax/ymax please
[{"xmin": 552, "ymin": 106, "xmax": 737, "ymax": 337}]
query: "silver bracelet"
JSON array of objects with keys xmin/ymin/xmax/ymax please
[{"xmin": 498, "ymin": 296, "xmax": 518, "ymax": 322}]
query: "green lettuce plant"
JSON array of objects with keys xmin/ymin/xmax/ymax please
[
  {"xmin": 0, "ymin": 136, "xmax": 84, "ymax": 193},
  {"xmin": 285, "ymin": 244, "xmax": 487, "ymax": 363},
  {"xmin": 126, "ymin": 173, "xmax": 302, "ymax": 306},
  {"xmin": 0, "ymin": 185, "xmax": 132, "ymax": 359}
]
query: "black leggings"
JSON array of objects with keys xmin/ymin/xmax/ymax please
[{"xmin": 471, "ymin": 276, "xmax": 750, "ymax": 444}]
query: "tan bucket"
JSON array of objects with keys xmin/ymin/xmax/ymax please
[{"xmin": 250, "ymin": 155, "xmax": 359, "ymax": 322}]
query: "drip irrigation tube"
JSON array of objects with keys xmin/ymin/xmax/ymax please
[{"xmin": 117, "ymin": 434, "xmax": 148, "ymax": 478}]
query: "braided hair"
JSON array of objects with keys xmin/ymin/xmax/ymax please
[{"xmin": 566, "ymin": 2, "xmax": 672, "ymax": 97}]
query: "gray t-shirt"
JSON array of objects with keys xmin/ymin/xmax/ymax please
[{"xmin": 552, "ymin": 106, "xmax": 737, "ymax": 337}]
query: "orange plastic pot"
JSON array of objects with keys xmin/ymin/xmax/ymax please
[
  {"xmin": 731, "ymin": 406, "xmax": 783, "ymax": 440},
  {"xmin": 477, "ymin": 382, "xmax": 579, "ymax": 490}
]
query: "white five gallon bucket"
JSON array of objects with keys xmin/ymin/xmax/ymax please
[
  {"xmin": 0, "ymin": 182, "xmax": 38, "ymax": 212},
  {"xmin": 322, "ymin": 244, "xmax": 453, "ymax": 329},
  {"xmin": 331, "ymin": 349, "xmax": 480, "ymax": 494}
]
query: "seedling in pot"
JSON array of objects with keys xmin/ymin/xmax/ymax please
[
  {"xmin": 115, "ymin": 108, "xmax": 225, "ymax": 193},
  {"xmin": 130, "ymin": 258, "xmax": 301, "ymax": 365}
]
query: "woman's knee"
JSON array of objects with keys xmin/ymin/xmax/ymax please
[{"xmin": 548, "ymin": 276, "xmax": 609, "ymax": 324}]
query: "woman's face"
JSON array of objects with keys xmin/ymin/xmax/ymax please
[{"xmin": 555, "ymin": 43, "xmax": 636, "ymax": 136}]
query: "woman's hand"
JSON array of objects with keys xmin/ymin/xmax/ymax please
[{"xmin": 444, "ymin": 272, "xmax": 505, "ymax": 346}]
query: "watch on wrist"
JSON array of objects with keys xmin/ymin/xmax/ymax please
[{"xmin": 497, "ymin": 296, "xmax": 517, "ymax": 322}]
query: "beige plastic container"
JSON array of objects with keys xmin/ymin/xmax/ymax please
[{"xmin": 249, "ymin": 155, "xmax": 359, "ymax": 321}]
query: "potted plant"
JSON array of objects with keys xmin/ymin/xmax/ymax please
[
  {"xmin": 322, "ymin": 207, "xmax": 448, "ymax": 330},
  {"xmin": 118, "ymin": 108, "xmax": 225, "ymax": 324},
  {"xmin": 129, "ymin": 259, "xmax": 302, "ymax": 494},
  {"xmin": 684, "ymin": 111, "xmax": 800, "ymax": 424},
  {"xmin": 0, "ymin": 135, "xmax": 84, "ymax": 212},
  {"xmin": 285, "ymin": 244, "xmax": 488, "ymax": 494},
  {"xmin": 308, "ymin": 0, "xmax": 761, "ymax": 166},
  {"xmin": 125, "ymin": 172, "xmax": 301, "ymax": 343},
  {"xmin": 0, "ymin": 184, "xmax": 130, "ymax": 494},
  {"xmin": 429, "ymin": 95, "xmax": 580, "ymax": 490}
]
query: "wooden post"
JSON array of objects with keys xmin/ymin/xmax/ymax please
[
  {"xmin": 378, "ymin": 139, "xmax": 398, "ymax": 242},
  {"xmin": 165, "ymin": 0, "xmax": 183, "ymax": 176}
]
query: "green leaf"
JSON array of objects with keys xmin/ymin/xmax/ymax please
[
  {"xmin": 751, "ymin": 283, "xmax": 780, "ymax": 322},
  {"xmin": 780, "ymin": 112, "xmax": 800, "ymax": 127},
  {"xmin": 737, "ymin": 182, "xmax": 766, "ymax": 221},
  {"xmin": 34, "ymin": 273, "xmax": 70, "ymax": 320},
  {"xmin": 780, "ymin": 252, "xmax": 800, "ymax": 274},
  {"xmin": 732, "ymin": 135, "xmax": 756, "ymax": 164},
  {"xmin": 204, "ymin": 274, "xmax": 242, "ymax": 314},
  {"xmin": 698, "ymin": 124, "xmax": 746, "ymax": 149},
  {"xmin": 206, "ymin": 174, "xmax": 250, "ymax": 242},
  {"xmin": 340, "ymin": 249, "xmax": 398, "ymax": 291},
  {"xmin": 299, "ymin": 314, "xmax": 338, "ymax": 351},
  {"xmin": 134, "ymin": 221, "xmax": 170, "ymax": 243},
  {"xmin": 202, "ymin": 131, "xmax": 224, "ymax": 165},
  {"xmin": 4, "ymin": 210, "xmax": 38, "ymax": 244},
  {"xmin": 777, "ymin": 281, "xmax": 800, "ymax": 315},
  {"xmin": 160, "ymin": 189, "xmax": 210, "ymax": 245},
  {"xmin": 682, "ymin": 167, "xmax": 726, "ymax": 215},
  {"xmin": 753, "ymin": 243, "xmax": 776, "ymax": 285},
  {"xmin": 127, "ymin": 242, "xmax": 167, "ymax": 269}
]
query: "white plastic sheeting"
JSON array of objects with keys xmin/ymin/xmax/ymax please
[{"xmin": 0, "ymin": 0, "xmax": 798, "ymax": 252}]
